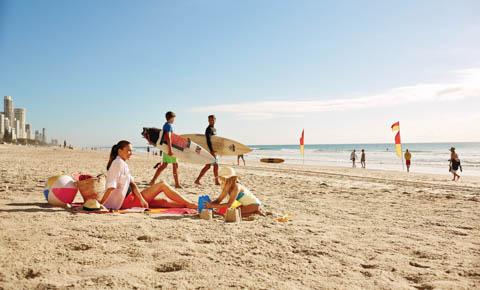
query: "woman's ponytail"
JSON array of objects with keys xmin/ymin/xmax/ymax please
[{"xmin": 107, "ymin": 140, "xmax": 131, "ymax": 170}]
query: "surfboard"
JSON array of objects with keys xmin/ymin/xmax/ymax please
[
  {"xmin": 181, "ymin": 134, "xmax": 252, "ymax": 156},
  {"xmin": 141, "ymin": 127, "xmax": 216, "ymax": 164},
  {"xmin": 260, "ymin": 158, "xmax": 285, "ymax": 164}
]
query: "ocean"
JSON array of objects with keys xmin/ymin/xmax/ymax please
[
  {"xmin": 244, "ymin": 142, "xmax": 480, "ymax": 176},
  {"xmin": 132, "ymin": 142, "xmax": 480, "ymax": 176}
]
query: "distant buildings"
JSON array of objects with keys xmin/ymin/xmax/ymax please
[
  {"xmin": 0, "ymin": 113, "xmax": 4, "ymax": 139},
  {"xmin": 1, "ymin": 95, "xmax": 51, "ymax": 144},
  {"xmin": 25, "ymin": 124, "xmax": 31, "ymax": 140},
  {"xmin": 14, "ymin": 108, "xmax": 26, "ymax": 139},
  {"xmin": 4, "ymin": 96, "xmax": 13, "ymax": 123}
]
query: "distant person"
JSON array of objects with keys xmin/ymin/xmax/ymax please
[
  {"xmin": 360, "ymin": 149, "xmax": 366, "ymax": 168},
  {"xmin": 237, "ymin": 154, "xmax": 246, "ymax": 166},
  {"xmin": 449, "ymin": 147, "xmax": 461, "ymax": 181},
  {"xmin": 101, "ymin": 140, "xmax": 196, "ymax": 210},
  {"xmin": 150, "ymin": 111, "xmax": 182, "ymax": 188},
  {"xmin": 404, "ymin": 149, "xmax": 412, "ymax": 172},
  {"xmin": 350, "ymin": 150, "xmax": 358, "ymax": 168},
  {"xmin": 63, "ymin": 140, "xmax": 67, "ymax": 148},
  {"xmin": 147, "ymin": 146, "xmax": 150, "ymax": 155},
  {"xmin": 195, "ymin": 115, "xmax": 219, "ymax": 185}
]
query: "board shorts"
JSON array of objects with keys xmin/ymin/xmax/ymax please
[
  {"xmin": 406, "ymin": 160, "xmax": 411, "ymax": 166},
  {"xmin": 162, "ymin": 154, "xmax": 177, "ymax": 164}
]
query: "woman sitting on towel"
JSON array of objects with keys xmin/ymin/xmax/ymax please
[
  {"xmin": 100, "ymin": 140, "xmax": 196, "ymax": 210},
  {"xmin": 205, "ymin": 166, "xmax": 264, "ymax": 217}
]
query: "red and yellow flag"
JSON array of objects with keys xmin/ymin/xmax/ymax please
[
  {"xmin": 391, "ymin": 121, "xmax": 402, "ymax": 157},
  {"xmin": 300, "ymin": 129, "xmax": 305, "ymax": 156}
]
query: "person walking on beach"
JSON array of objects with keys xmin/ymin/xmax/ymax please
[
  {"xmin": 449, "ymin": 147, "xmax": 461, "ymax": 181},
  {"xmin": 350, "ymin": 150, "xmax": 358, "ymax": 168},
  {"xmin": 237, "ymin": 154, "xmax": 246, "ymax": 166},
  {"xmin": 195, "ymin": 115, "xmax": 220, "ymax": 185},
  {"xmin": 101, "ymin": 140, "xmax": 196, "ymax": 210},
  {"xmin": 404, "ymin": 149, "xmax": 412, "ymax": 172},
  {"xmin": 149, "ymin": 111, "xmax": 182, "ymax": 188},
  {"xmin": 360, "ymin": 149, "xmax": 366, "ymax": 168}
]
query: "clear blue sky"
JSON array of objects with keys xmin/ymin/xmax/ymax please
[{"xmin": 1, "ymin": 0, "xmax": 479, "ymax": 146}]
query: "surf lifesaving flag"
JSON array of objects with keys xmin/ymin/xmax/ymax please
[
  {"xmin": 391, "ymin": 121, "xmax": 402, "ymax": 157},
  {"xmin": 300, "ymin": 129, "xmax": 305, "ymax": 156}
]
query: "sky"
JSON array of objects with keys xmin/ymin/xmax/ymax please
[{"xmin": 0, "ymin": 0, "xmax": 479, "ymax": 146}]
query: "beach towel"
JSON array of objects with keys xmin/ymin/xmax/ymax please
[{"xmin": 68, "ymin": 203, "xmax": 197, "ymax": 215}]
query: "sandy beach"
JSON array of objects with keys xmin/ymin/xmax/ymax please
[{"xmin": 0, "ymin": 145, "xmax": 479, "ymax": 289}]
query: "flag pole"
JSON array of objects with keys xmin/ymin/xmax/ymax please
[{"xmin": 401, "ymin": 147, "xmax": 405, "ymax": 171}]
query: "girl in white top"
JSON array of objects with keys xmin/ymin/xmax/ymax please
[
  {"xmin": 100, "ymin": 140, "xmax": 196, "ymax": 210},
  {"xmin": 205, "ymin": 166, "xmax": 264, "ymax": 217}
]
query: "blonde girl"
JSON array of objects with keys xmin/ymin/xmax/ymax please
[{"xmin": 205, "ymin": 167, "xmax": 263, "ymax": 217}]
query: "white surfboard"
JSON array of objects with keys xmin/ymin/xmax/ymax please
[
  {"xmin": 142, "ymin": 127, "xmax": 216, "ymax": 164},
  {"xmin": 181, "ymin": 134, "xmax": 252, "ymax": 156}
]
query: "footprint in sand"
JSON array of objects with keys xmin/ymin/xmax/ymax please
[
  {"xmin": 360, "ymin": 263, "xmax": 378, "ymax": 269},
  {"xmin": 72, "ymin": 243, "xmax": 92, "ymax": 251},
  {"xmin": 24, "ymin": 268, "xmax": 41, "ymax": 279},
  {"xmin": 137, "ymin": 235, "xmax": 154, "ymax": 242},
  {"xmin": 409, "ymin": 261, "xmax": 430, "ymax": 268},
  {"xmin": 155, "ymin": 261, "xmax": 189, "ymax": 273}
]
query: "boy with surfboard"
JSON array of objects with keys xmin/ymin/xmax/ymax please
[
  {"xmin": 194, "ymin": 115, "xmax": 220, "ymax": 185},
  {"xmin": 149, "ymin": 111, "xmax": 182, "ymax": 188}
]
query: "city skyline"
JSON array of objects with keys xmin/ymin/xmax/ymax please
[{"xmin": 1, "ymin": 95, "xmax": 52, "ymax": 144}]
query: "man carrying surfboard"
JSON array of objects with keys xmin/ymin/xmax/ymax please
[
  {"xmin": 149, "ymin": 111, "xmax": 182, "ymax": 188},
  {"xmin": 194, "ymin": 115, "xmax": 220, "ymax": 185}
]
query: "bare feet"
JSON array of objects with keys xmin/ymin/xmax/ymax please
[
  {"xmin": 175, "ymin": 184, "xmax": 183, "ymax": 189},
  {"xmin": 194, "ymin": 180, "xmax": 201, "ymax": 185}
]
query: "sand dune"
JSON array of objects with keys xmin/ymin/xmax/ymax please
[{"xmin": 0, "ymin": 145, "xmax": 479, "ymax": 289}]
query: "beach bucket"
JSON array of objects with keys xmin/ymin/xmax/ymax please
[{"xmin": 75, "ymin": 174, "xmax": 106, "ymax": 202}]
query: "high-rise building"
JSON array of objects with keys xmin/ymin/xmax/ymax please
[
  {"xmin": 14, "ymin": 108, "xmax": 26, "ymax": 139},
  {"xmin": 3, "ymin": 96, "xmax": 14, "ymax": 123},
  {"xmin": 0, "ymin": 113, "xmax": 4, "ymax": 139},
  {"xmin": 25, "ymin": 124, "xmax": 31, "ymax": 140},
  {"xmin": 42, "ymin": 128, "xmax": 46, "ymax": 143},
  {"xmin": 15, "ymin": 120, "xmax": 20, "ymax": 140},
  {"xmin": 4, "ymin": 117, "xmax": 10, "ymax": 132}
]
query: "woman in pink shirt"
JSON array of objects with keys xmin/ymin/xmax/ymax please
[{"xmin": 100, "ymin": 140, "xmax": 196, "ymax": 210}]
